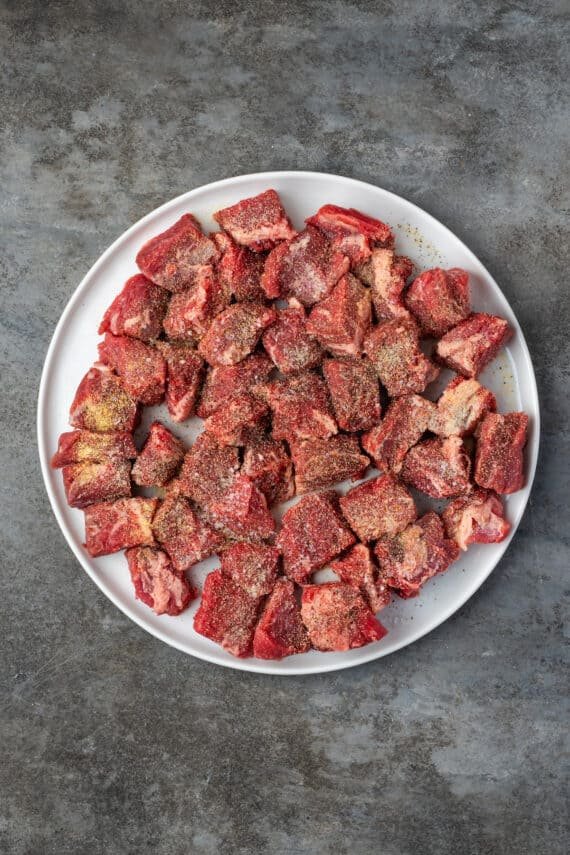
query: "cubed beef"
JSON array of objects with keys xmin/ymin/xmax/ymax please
[
  {"xmin": 69, "ymin": 364, "xmax": 139, "ymax": 433},
  {"xmin": 435, "ymin": 313, "xmax": 512, "ymax": 377},
  {"xmin": 176, "ymin": 434, "xmax": 240, "ymax": 510},
  {"xmin": 242, "ymin": 435, "xmax": 294, "ymax": 506},
  {"xmin": 213, "ymin": 189, "xmax": 295, "ymax": 251},
  {"xmin": 430, "ymin": 376, "xmax": 496, "ymax": 437},
  {"xmin": 364, "ymin": 319, "xmax": 439, "ymax": 397},
  {"xmin": 405, "ymin": 267, "xmax": 470, "ymax": 337},
  {"xmin": 375, "ymin": 511, "xmax": 459, "ymax": 598},
  {"xmin": 136, "ymin": 213, "xmax": 219, "ymax": 292},
  {"xmin": 208, "ymin": 474, "xmax": 276, "ymax": 542},
  {"xmin": 323, "ymin": 357, "xmax": 381, "ymax": 432},
  {"xmin": 156, "ymin": 341, "xmax": 205, "ymax": 423},
  {"xmin": 330, "ymin": 544, "xmax": 391, "ymax": 613},
  {"xmin": 63, "ymin": 459, "xmax": 131, "ymax": 509},
  {"xmin": 474, "ymin": 412, "xmax": 528, "ymax": 493},
  {"xmin": 306, "ymin": 204, "xmax": 393, "ymax": 247},
  {"xmin": 132, "ymin": 422, "xmax": 185, "ymax": 487},
  {"xmin": 443, "ymin": 489, "xmax": 510, "ymax": 550},
  {"xmin": 301, "ymin": 583, "xmax": 387, "ymax": 651},
  {"xmin": 204, "ymin": 394, "xmax": 269, "ymax": 446},
  {"xmin": 361, "ymin": 395, "xmax": 434, "ymax": 474},
  {"xmin": 152, "ymin": 496, "xmax": 225, "ymax": 572},
  {"xmin": 84, "ymin": 497, "xmax": 158, "ymax": 557},
  {"xmin": 290, "ymin": 435, "xmax": 369, "ymax": 494},
  {"xmin": 220, "ymin": 542, "xmax": 280, "ymax": 598},
  {"xmin": 356, "ymin": 249, "xmax": 413, "ymax": 321},
  {"xmin": 307, "ymin": 274, "xmax": 371, "ymax": 357},
  {"xmin": 98, "ymin": 334, "xmax": 166, "ymax": 405},
  {"xmin": 51, "ymin": 430, "xmax": 136, "ymax": 468},
  {"xmin": 196, "ymin": 353, "xmax": 273, "ymax": 419},
  {"xmin": 265, "ymin": 371, "xmax": 337, "ymax": 442},
  {"xmin": 194, "ymin": 570, "xmax": 262, "ymax": 657},
  {"xmin": 99, "ymin": 274, "xmax": 169, "ymax": 342},
  {"xmin": 213, "ymin": 231, "xmax": 266, "ymax": 301},
  {"xmin": 253, "ymin": 578, "xmax": 311, "ymax": 660},
  {"xmin": 126, "ymin": 546, "xmax": 195, "ymax": 616},
  {"xmin": 262, "ymin": 306, "xmax": 322, "ymax": 374},
  {"xmin": 339, "ymin": 474, "xmax": 417, "ymax": 542},
  {"xmin": 198, "ymin": 302, "xmax": 276, "ymax": 366},
  {"xmin": 401, "ymin": 436, "xmax": 471, "ymax": 498}
]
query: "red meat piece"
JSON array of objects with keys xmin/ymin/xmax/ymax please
[
  {"xmin": 436, "ymin": 313, "xmax": 512, "ymax": 378},
  {"xmin": 132, "ymin": 422, "xmax": 185, "ymax": 487},
  {"xmin": 307, "ymin": 274, "xmax": 371, "ymax": 357},
  {"xmin": 290, "ymin": 435, "xmax": 369, "ymax": 494},
  {"xmin": 69, "ymin": 364, "xmax": 139, "ymax": 433},
  {"xmin": 98, "ymin": 334, "xmax": 166, "ymax": 405},
  {"xmin": 156, "ymin": 341, "xmax": 205, "ymax": 423},
  {"xmin": 220, "ymin": 542, "xmax": 280, "ymax": 598},
  {"xmin": 430, "ymin": 376, "xmax": 496, "ymax": 437},
  {"xmin": 277, "ymin": 491, "xmax": 355, "ymax": 584},
  {"xmin": 401, "ymin": 436, "xmax": 472, "ymax": 498},
  {"xmin": 162, "ymin": 268, "xmax": 229, "ymax": 342},
  {"xmin": 262, "ymin": 307, "xmax": 322, "ymax": 374},
  {"xmin": 474, "ymin": 412, "xmax": 528, "ymax": 494},
  {"xmin": 301, "ymin": 583, "xmax": 387, "ymax": 651},
  {"xmin": 136, "ymin": 213, "xmax": 219, "ymax": 292},
  {"xmin": 62, "ymin": 459, "xmax": 131, "ymax": 509},
  {"xmin": 375, "ymin": 512, "xmax": 459, "ymax": 598},
  {"xmin": 323, "ymin": 357, "xmax": 381, "ymax": 432},
  {"xmin": 265, "ymin": 372, "xmax": 338, "ymax": 441},
  {"xmin": 405, "ymin": 267, "xmax": 470, "ymax": 337},
  {"xmin": 261, "ymin": 226, "xmax": 349, "ymax": 306},
  {"xmin": 443, "ymin": 489, "xmax": 510, "ymax": 551},
  {"xmin": 330, "ymin": 544, "xmax": 391, "ymax": 613},
  {"xmin": 126, "ymin": 546, "xmax": 195, "ymax": 616},
  {"xmin": 196, "ymin": 353, "xmax": 273, "ymax": 419},
  {"xmin": 51, "ymin": 430, "xmax": 136, "ymax": 468},
  {"xmin": 177, "ymin": 433, "xmax": 240, "ymax": 510},
  {"xmin": 242, "ymin": 435, "xmax": 294, "ymax": 506},
  {"xmin": 356, "ymin": 249, "xmax": 413, "ymax": 321},
  {"xmin": 208, "ymin": 474, "xmax": 276, "ymax": 542},
  {"xmin": 306, "ymin": 204, "xmax": 393, "ymax": 247},
  {"xmin": 198, "ymin": 302, "xmax": 276, "ymax": 366},
  {"xmin": 213, "ymin": 232, "xmax": 266, "ymax": 301},
  {"xmin": 194, "ymin": 569, "xmax": 261, "ymax": 657},
  {"xmin": 364, "ymin": 319, "xmax": 439, "ymax": 397},
  {"xmin": 152, "ymin": 496, "xmax": 225, "ymax": 571},
  {"xmin": 253, "ymin": 578, "xmax": 310, "ymax": 659},
  {"xmin": 361, "ymin": 394, "xmax": 435, "ymax": 474},
  {"xmin": 339, "ymin": 474, "xmax": 417, "ymax": 542},
  {"xmin": 84, "ymin": 497, "xmax": 158, "ymax": 557},
  {"xmin": 98, "ymin": 274, "xmax": 169, "ymax": 342},
  {"xmin": 330, "ymin": 231, "xmax": 372, "ymax": 266},
  {"xmin": 213, "ymin": 189, "xmax": 296, "ymax": 252},
  {"xmin": 204, "ymin": 394, "xmax": 269, "ymax": 446}
]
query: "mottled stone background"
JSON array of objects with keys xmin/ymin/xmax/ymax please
[{"xmin": 1, "ymin": 1, "xmax": 568, "ymax": 853}]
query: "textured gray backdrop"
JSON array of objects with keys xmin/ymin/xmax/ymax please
[{"xmin": 1, "ymin": 2, "xmax": 568, "ymax": 853}]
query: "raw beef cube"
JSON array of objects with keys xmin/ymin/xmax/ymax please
[
  {"xmin": 84, "ymin": 497, "xmax": 158, "ymax": 557},
  {"xmin": 436, "ymin": 313, "xmax": 512, "ymax": 377},
  {"xmin": 198, "ymin": 302, "xmax": 276, "ymax": 366},
  {"xmin": 430, "ymin": 376, "xmax": 496, "ymax": 437},
  {"xmin": 208, "ymin": 474, "xmax": 276, "ymax": 542},
  {"xmin": 98, "ymin": 274, "xmax": 169, "ymax": 342},
  {"xmin": 362, "ymin": 395, "xmax": 435, "ymax": 474},
  {"xmin": 323, "ymin": 357, "xmax": 381, "ymax": 432},
  {"xmin": 152, "ymin": 496, "xmax": 225, "ymax": 571},
  {"xmin": 474, "ymin": 412, "xmax": 528, "ymax": 494},
  {"xmin": 375, "ymin": 512, "xmax": 459, "ymax": 598},
  {"xmin": 330, "ymin": 231, "xmax": 372, "ymax": 266},
  {"xmin": 162, "ymin": 269, "xmax": 228, "ymax": 342},
  {"xmin": 306, "ymin": 204, "xmax": 393, "ymax": 247},
  {"xmin": 156, "ymin": 341, "xmax": 205, "ymax": 423},
  {"xmin": 132, "ymin": 422, "xmax": 185, "ymax": 487},
  {"xmin": 203, "ymin": 394, "xmax": 269, "ymax": 446},
  {"xmin": 126, "ymin": 546, "xmax": 195, "ymax": 616},
  {"xmin": 213, "ymin": 189, "xmax": 296, "ymax": 252},
  {"xmin": 194, "ymin": 570, "xmax": 261, "ymax": 657},
  {"xmin": 136, "ymin": 213, "xmax": 219, "ymax": 292},
  {"xmin": 277, "ymin": 491, "xmax": 355, "ymax": 584},
  {"xmin": 301, "ymin": 583, "xmax": 387, "ymax": 651},
  {"xmin": 262, "ymin": 307, "xmax": 322, "ymax": 374},
  {"xmin": 213, "ymin": 232, "xmax": 266, "ymax": 301},
  {"xmin": 220, "ymin": 542, "xmax": 280, "ymax": 598},
  {"xmin": 62, "ymin": 459, "xmax": 131, "ymax": 509},
  {"xmin": 290, "ymin": 435, "xmax": 369, "ymax": 494},
  {"xmin": 177, "ymin": 433, "xmax": 240, "ymax": 509},
  {"xmin": 265, "ymin": 372, "xmax": 338, "ymax": 441},
  {"xmin": 405, "ymin": 267, "xmax": 470, "ymax": 337},
  {"xmin": 253, "ymin": 579, "xmax": 310, "ymax": 659},
  {"xmin": 401, "ymin": 436, "xmax": 471, "ymax": 498},
  {"xmin": 307, "ymin": 274, "xmax": 371, "ymax": 357},
  {"xmin": 443, "ymin": 489, "xmax": 510, "ymax": 550},
  {"xmin": 261, "ymin": 226, "xmax": 349, "ymax": 306},
  {"xmin": 196, "ymin": 353, "xmax": 273, "ymax": 419},
  {"xmin": 98, "ymin": 334, "xmax": 166, "ymax": 405},
  {"xmin": 330, "ymin": 544, "xmax": 391, "ymax": 613},
  {"xmin": 242, "ymin": 435, "xmax": 294, "ymax": 506},
  {"xmin": 339, "ymin": 474, "xmax": 416, "ymax": 542},
  {"xmin": 51, "ymin": 430, "xmax": 136, "ymax": 468},
  {"xmin": 364, "ymin": 319, "xmax": 439, "ymax": 397},
  {"xmin": 356, "ymin": 249, "xmax": 413, "ymax": 321},
  {"xmin": 69, "ymin": 364, "xmax": 139, "ymax": 433}
]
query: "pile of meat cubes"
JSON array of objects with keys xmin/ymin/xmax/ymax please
[{"xmin": 52, "ymin": 189, "xmax": 529, "ymax": 659}]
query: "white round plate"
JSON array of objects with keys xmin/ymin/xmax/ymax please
[{"xmin": 38, "ymin": 171, "xmax": 539, "ymax": 674}]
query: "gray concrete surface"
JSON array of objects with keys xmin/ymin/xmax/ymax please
[{"xmin": 1, "ymin": 1, "xmax": 568, "ymax": 853}]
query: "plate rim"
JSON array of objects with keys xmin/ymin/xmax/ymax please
[{"xmin": 37, "ymin": 170, "xmax": 540, "ymax": 675}]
